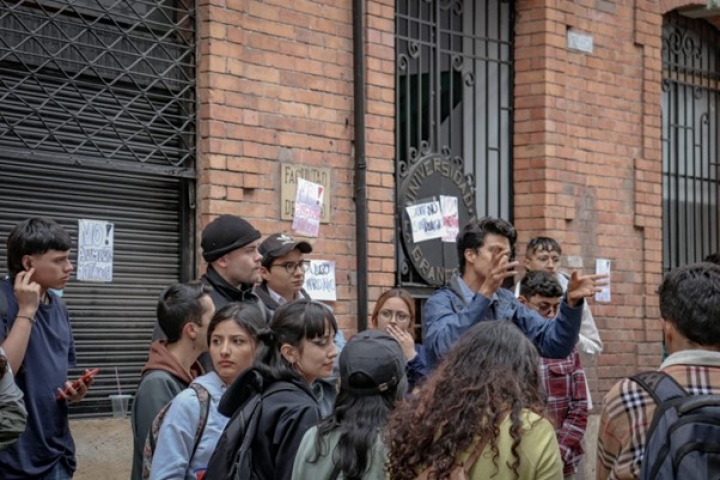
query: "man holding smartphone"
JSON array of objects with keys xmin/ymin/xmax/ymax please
[{"xmin": 0, "ymin": 218, "xmax": 92, "ymax": 480}]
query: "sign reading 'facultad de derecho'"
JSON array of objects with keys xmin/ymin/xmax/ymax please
[{"xmin": 77, "ymin": 219, "xmax": 114, "ymax": 282}]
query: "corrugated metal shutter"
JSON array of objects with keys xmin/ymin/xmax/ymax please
[
  {"xmin": 0, "ymin": 1, "xmax": 195, "ymax": 417},
  {"xmin": 0, "ymin": 158, "xmax": 185, "ymax": 417}
]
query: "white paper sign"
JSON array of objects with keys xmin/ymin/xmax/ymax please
[
  {"xmin": 303, "ymin": 260, "xmax": 337, "ymax": 301},
  {"xmin": 406, "ymin": 200, "xmax": 445, "ymax": 243},
  {"xmin": 595, "ymin": 258, "xmax": 611, "ymax": 302},
  {"xmin": 77, "ymin": 219, "xmax": 114, "ymax": 282},
  {"xmin": 440, "ymin": 195, "xmax": 459, "ymax": 242},
  {"xmin": 292, "ymin": 177, "xmax": 324, "ymax": 237}
]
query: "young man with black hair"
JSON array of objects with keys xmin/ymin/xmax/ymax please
[
  {"xmin": 519, "ymin": 271, "xmax": 588, "ymax": 480},
  {"xmin": 520, "ymin": 236, "xmax": 603, "ymax": 356},
  {"xmin": 598, "ymin": 263, "xmax": 720, "ymax": 480},
  {"xmin": 255, "ymin": 233, "xmax": 347, "ymax": 417},
  {"xmin": 423, "ymin": 216, "xmax": 605, "ymax": 368},
  {"xmin": 130, "ymin": 281, "xmax": 215, "ymax": 480},
  {"xmin": 0, "ymin": 218, "xmax": 91, "ymax": 480}
]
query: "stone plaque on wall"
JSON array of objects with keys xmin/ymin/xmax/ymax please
[{"xmin": 280, "ymin": 163, "xmax": 331, "ymax": 224}]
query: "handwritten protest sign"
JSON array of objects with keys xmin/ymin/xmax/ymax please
[
  {"xmin": 406, "ymin": 200, "xmax": 445, "ymax": 243},
  {"xmin": 303, "ymin": 260, "xmax": 337, "ymax": 301},
  {"xmin": 440, "ymin": 195, "xmax": 459, "ymax": 243},
  {"xmin": 77, "ymin": 219, "xmax": 114, "ymax": 282},
  {"xmin": 292, "ymin": 177, "xmax": 324, "ymax": 237}
]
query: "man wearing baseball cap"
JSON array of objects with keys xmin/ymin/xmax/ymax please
[
  {"xmin": 255, "ymin": 232, "xmax": 346, "ymax": 417},
  {"xmin": 255, "ymin": 233, "xmax": 314, "ymax": 317},
  {"xmin": 200, "ymin": 214, "xmax": 264, "ymax": 310}
]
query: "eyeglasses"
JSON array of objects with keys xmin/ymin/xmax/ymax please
[
  {"xmin": 526, "ymin": 300, "xmax": 560, "ymax": 318},
  {"xmin": 378, "ymin": 309, "xmax": 412, "ymax": 324},
  {"xmin": 271, "ymin": 260, "xmax": 311, "ymax": 274}
]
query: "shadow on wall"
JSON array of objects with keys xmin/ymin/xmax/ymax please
[
  {"xmin": 68, "ymin": 414, "xmax": 602, "ymax": 480},
  {"xmin": 70, "ymin": 418, "xmax": 132, "ymax": 480}
]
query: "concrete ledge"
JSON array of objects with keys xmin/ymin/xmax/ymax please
[{"xmin": 70, "ymin": 417, "xmax": 132, "ymax": 480}]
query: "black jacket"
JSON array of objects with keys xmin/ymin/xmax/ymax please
[
  {"xmin": 219, "ymin": 368, "xmax": 320, "ymax": 480},
  {"xmin": 200, "ymin": 266, "xmax": 262, "ymax": 311}
]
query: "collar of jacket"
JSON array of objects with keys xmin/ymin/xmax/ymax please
[{"xmin": 204, "ymin": 265, "xmax": 258, "ymax": 302}]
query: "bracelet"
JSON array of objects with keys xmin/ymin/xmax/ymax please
[{"xmin": 16, "ymin": 315, "xmax": 36, "ymax": 325}]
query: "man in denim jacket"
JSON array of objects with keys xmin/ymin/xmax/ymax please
[{"xmin": 423, "ymin": 217, "xmax": 605, "ymax": 369}]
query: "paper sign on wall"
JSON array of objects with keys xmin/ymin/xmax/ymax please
[
  {"xmin": 77, "ymin": 219, "xmax": 114, "ymax": 282},
  {"xmin": 595, "ymin": 259, "xmax": 611, "ymax": 302},
  {"xmin": 406, "ymin": 200, "xmax": 445, "ymax": 243},
  {"xmin": 303, "ymin": 260, "xmax": 337, "ymax": 301},
  {"xmin": 440, "ymin": 195, "xmax": 459, "ymax": 243},
  {"xmin": 292, "ymin": 177, "xmax": 324, "ymax": 238}
]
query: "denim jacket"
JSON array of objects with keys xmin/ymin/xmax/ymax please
[{"xmin": 423, "ymin": 275, "xmax": 583, "ymax": 368}]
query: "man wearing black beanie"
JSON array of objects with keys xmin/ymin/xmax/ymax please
[
  {"xmin": 152, "ymin": 215, "xmax": 265, "ymax": 373},
  {"xmin": 199, "ymin": 214, "xmax": 264, "ymax": 310}
]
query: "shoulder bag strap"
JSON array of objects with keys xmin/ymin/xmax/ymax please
[
  {"xmin": 189, "ymin": 384, "xmax": 212, "ymax": 462},
  {"xmin": 328, "ymin": 464, "xmax": 342, "ymax": 480}
]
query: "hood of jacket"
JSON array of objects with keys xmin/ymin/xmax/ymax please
[{"xmin": 140, "ymin": 340, "xmax": 203, "ymax": 384}]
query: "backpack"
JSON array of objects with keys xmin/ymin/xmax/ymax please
[
  {"xmin": 203, "ymin": 381, "xmax": 293, "ymax": 480},
  {"xmin": 632, "ymin": 370, "xmax": 720, "ymax": 480},
  {"xmin": 142, "ymin": 383, "xmax": 211, "ymax": 480},
  {"xmin": 413, "ymin": 437, "xmax": 489, "ymax": 480}
]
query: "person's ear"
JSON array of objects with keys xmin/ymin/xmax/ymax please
[
  {"xmin": 524, "ymin": 256, "xmax": 532, "ymax": 269},
  {"xmin": 280, "ymin": 343, "xmax": 299, "ymax": 364},
  {"xmin": 463, "ymin": 248, "xmax": 476, "ymax": 265},
  {"xmin": 214, "ymin": 254, "xmax": 229, "ymax": 269},
  {"xmin": 662, "ymin": 318, "xmax": 675, "ymax": 347},
  {"xmin": 21, "ymin": 255, "xmax": 34, "ymax": 271},
  {"xmin": 184, "ymin": 321, "xmax": 198, "ymax": 342},
  {"xmin": 518, "ymin": 295, "xmax": 528, "ymax": 306}
]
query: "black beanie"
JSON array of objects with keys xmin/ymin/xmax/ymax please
[{"xmin": 201, "ymin": 215, "xmax": 261, "ymax": 263}]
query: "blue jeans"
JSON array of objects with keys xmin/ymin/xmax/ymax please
[{"xmin": 44, "ymin": 462, "xmax": 72, "ymax": 480}]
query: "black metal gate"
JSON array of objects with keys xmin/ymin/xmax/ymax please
[
  {"xmin": 0, "ymin": 0, "xmax": 195, "ymax": 417},
  {"xmin": 395, "ymin": 0, "xmax": 514, "ymax": 291},
  {"xmin": 662, "ymin": 12, "xmax": 720, "ymax": 272}
]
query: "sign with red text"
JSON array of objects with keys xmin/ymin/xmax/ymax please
[{"xmin": 292, "ymin": 177, "xmax": 324, "ymax": 237}]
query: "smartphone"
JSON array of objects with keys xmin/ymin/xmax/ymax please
[{"xmin": 56, "ymin": 368, "xmax": 99, "ymax": 400}]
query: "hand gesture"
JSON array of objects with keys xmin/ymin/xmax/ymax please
[
  {"xmin": 385, "ymin": 325, "xmax": 417, "ymax": 361},
  {"xmin": 566, "ymin": 270, "xmax": 609, "ymax": 307},
  {"xmin": 14, "ymin": 268, "xmax": 40, "ymax": 318},
  {"xmin": 478, "ymin": 248, "xmax": 518, "ymax": 298}
]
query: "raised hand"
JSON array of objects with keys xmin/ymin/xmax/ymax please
[
  {"xmin": 478, "ymin": 248, "xmax": 518, "ymax": 299},
  {"xmin": 385, "ymin": 324, "xmax": 418, "ymax": 361},
  {"xmin": 14, "ymin": 268, "xmax": 41, "ymax": 318},
  {"xmin": 566, "ymin": 270, "xmax": 609, "ymax": 307}
]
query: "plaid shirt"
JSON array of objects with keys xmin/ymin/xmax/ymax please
[
  {"xmin": 540, "ymin": 349, "xmax": 588, "ymax": 476},
  {"xmin": 597, "ymin": 350, "xmax": 720, "ymax": 480}
]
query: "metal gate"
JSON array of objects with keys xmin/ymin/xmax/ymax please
[
  {"xmin": 0, "ymin": 0, "xmax": 196, "ymax": 417},
  {"xmin": 662, "ymin": 12, "xmax": 720, "ymax": 272},
  {"xmin": 395, "ymin": 0, "xmax": 514, "ymax": 292}
]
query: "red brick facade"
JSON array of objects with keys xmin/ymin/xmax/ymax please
[{"xmin": 196, "ymin": 0, "xmax": 719, "ymax": 398}]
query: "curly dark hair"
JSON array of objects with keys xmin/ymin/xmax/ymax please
[{"xmin": 385, "ymin": 321, "xmax": 545, "ymax": 480}]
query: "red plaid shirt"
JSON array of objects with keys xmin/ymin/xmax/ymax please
[{"xmin": 540, "ymin": 349, "xmax": 588, "ymax": 476}]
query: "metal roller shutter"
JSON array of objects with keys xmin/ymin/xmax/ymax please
[
  {"xmin": 0, "ymin": 1, "xmax": 195, "ymax": 417},
  {"xmin": 0, "ymin": 158, "xmax": 187, "ymax": 417}
]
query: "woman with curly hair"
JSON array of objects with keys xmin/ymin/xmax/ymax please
[{"xmin": 385, "ymin": 321, "xmax": 562, "ymax": 480}]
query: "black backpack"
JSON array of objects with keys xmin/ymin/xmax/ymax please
[
  {"xmin": 204, "ymin": 372, "xmax": 292, "ymax": 480},
  {"xmin": 632, "ymin": 370, "xmax": 720, "ymax": 480}
]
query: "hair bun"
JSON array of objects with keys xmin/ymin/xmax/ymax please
[{"xmin": 257, "ymin": 327, "xmax": 276, "ymax": 345}]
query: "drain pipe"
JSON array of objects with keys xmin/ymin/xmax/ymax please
[{"xmin": 352, "ymin": 0, "xmax": 368, "ymax": 332}]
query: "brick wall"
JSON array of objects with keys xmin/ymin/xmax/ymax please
[
  {"xmin": 514, "ymin": 0, "xmax": 713, "ymax": 400},
  {"xmin": 196, "ymin": 0, "xmax": 396, "ymax": 336}
]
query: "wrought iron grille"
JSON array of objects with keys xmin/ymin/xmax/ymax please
[
  {"xmin": 0, "ymin": 0, "xmax": 195, "ymax": 175},
  {"xmin": 662, "ymin": 12, "xmax": 720, "ymax": 271},
  {"xmin": 395, "ymin": 0, "xmax": 514, "ymax": 288}
]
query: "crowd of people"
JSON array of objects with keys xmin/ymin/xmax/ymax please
[{"xmin": 0, "ymin": 214, "xmax": 718, "ymax": 480}]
